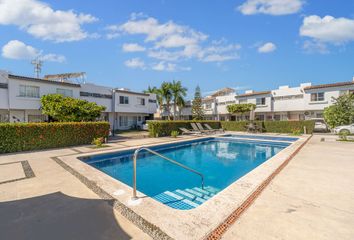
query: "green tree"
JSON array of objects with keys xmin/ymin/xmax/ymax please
[
  {"xmin": 176, "ymin": 95, "xmax": 186, "ymax": 120},
  {"xmin": 227, "ymin": 103, "xmax": 256, "ymax": 120},
  {"xmin": 170, "ymin": 80, "xmax": 187, "ymax": 120},
  {"xmin": 324, "ymin": 93, "xmax": 354, "ymax": 128},
  {"xmin": 192, "ymin": 86, "xmax": 204, "ymax": 120},
  {"xmin": 160, "ymin": 82, "xmax": 172, "ymax": 120},
  {"xmin": 41, "ymin": 94, "xmax": 106, "ymax": 122}
]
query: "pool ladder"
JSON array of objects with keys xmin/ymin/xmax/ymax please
[{"xmin": 132, "ymin": 147, "xmax": 205, "ymax": 200}]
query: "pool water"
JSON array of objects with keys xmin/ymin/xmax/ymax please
[
  {"xmin": 222, "ymin": 134, "xmax": 299, "ymax": 142},
  {"xmin": 81, "ymin": 137, "xmax": 291, "ymax": 209}
]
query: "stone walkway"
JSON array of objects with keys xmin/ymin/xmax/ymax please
[{"xmin": 222, "ymin": 134, "xmax": 354, "ymax": 240}]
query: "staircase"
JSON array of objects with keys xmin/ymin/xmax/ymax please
[{"xmin": 153, "ymin": 186, "xmax": 220, "ymax": 210}]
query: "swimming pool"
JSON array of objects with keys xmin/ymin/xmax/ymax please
[
  {"xmin": 80, "ymin": 137, "xmax": 291, "ymax": 210},
  {"xmin": 222, "ymin": 134, "xmax": 299, "ymax": 142}
]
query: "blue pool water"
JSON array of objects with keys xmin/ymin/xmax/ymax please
[{"xmin": 81, "ymin": 137, "xmax": 291, "ymax": 209}]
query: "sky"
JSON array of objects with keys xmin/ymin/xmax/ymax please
[{"xmin": 0, "ymin": 0, "xmax": 354, "ymax": 98}]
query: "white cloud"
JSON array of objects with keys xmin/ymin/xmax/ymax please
[
  {"xmin": 122, "ymin": 43, "xmax": 146, "ymax": 52},
  {"xmin": 258, "ymin": 42, "xmax": 277, "ymax": 53},
  {"xmin": 108, "ymin": 14, "xmax": 241, "ymax": 64},
  {"xmin": 2, "ymin": 40, "xmax": 38, "ymax": 60},
  {"xmin": 151, "ymin": 61, "xmax": 191, "ymax": 72},
  {"xmin": 238, "ymin": 0, "xmax": 303, "ymax": 15},
  {"xmin": 124, "ymin": 58, "xmax": 146, "ymax": 69},
  {"xmin": 302, "ymin": 40, "xmax": 329, "ymax": 54},
  {"xmin": 300, "ymin": 15, "xmax": 354, "ymax": 44},
  {"xmin": 2, "ymin": 40, "xmax": 66, "ymax": 62},
  {"xmin": 0, "ymin": 0, "xmax": 97, "ymax": 42}
]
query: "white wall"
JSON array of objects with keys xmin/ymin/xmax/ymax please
[
  {"xmin": 114, "ymin": 91, "xmax": 156, "ymax": 114},
  {"xmin": 80, "ymin": 83, "xmax": 113, "ymax": 111}
]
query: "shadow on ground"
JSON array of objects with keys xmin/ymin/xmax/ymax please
[{"xmin": 0, "ymin": 192, "xmax": 133, "ymax": 240}]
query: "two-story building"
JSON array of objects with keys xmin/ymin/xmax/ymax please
[
  {"xmin": 0, "ymin": 70, "xmax": 157, "ymax": 130},
  {"xmin": 159, "ymin": 78, "xmax": 354, "ymax": 122}
]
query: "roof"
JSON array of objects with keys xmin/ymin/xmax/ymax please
[
  {"xmin": 8, "ymin": 74, "xmax": 81, "ymax": 87},
  {"xmin": 210, "ymin": 87, "xmax": 235, "ymax": 97},
  {"xmin": 304, "ymin": 81, "xmax": 354, "ymax": 90},
  {"xmin": 114, "ymin": 88, "xmax": 150, "ymax": 96},
  {"xmin": 236, "ymin": 91, "xmax": 271, "ymax": 98}
]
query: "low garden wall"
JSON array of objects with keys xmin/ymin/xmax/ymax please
[
  {"xmin": 0, "ymin": 122, "xmax": 110, "ymax": 153},
  {"xmin": 148, "ymin": 120, "xmax": 315, "ymax": 137}
]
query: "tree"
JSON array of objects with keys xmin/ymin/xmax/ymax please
[
  {"xmin": 170, "ymin": 80, "xmax": 187, "ymax": 120},
  {"xmin": 41, "ymin": 94, "xmax": 106, "ymax": 122},
  {"xmin": 324, "ymin": 93, "xmax": 354, "ymax": 128},
  {"xmin": 160, "ymin": 82, "xmax": 172, "ymax": 120},
  {"xmin": 192, "ymin": 86, "xmax": 204, "ymax": 120},
  {"xmin": 227, "ymin": 103, "xmax": 256, "ymax": 120}
]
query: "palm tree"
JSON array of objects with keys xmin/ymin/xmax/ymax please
[
  {"xmin": 170, "ymin": 80, "xmax": 187, "ymax": 120},
  {"xmin": 160, "ymin": 82, "xmax": 172, "ymax": 120},
  {"xmin": 144, "ymin": 86, "xmax": 163, "ymax": 111}
]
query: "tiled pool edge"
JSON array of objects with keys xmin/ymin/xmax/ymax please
[
  {"xmin": 51, "ymin": 156, "xmax": 173, "ymax": 240},
  {"xmin": 53, "ymin": 134, "xmax": 310, "ymax": 240},
  {"xmin": 204, "ymin": 134, "xmax": 313, "ymax": 240}
]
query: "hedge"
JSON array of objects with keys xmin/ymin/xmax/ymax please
[
  {"xmin": 0, "ymin": 122, "xmax": 110, "ymax": 153},
  {"xmin": 148, "ymin": 120, "xmax": 315, "ymax": 137},
  {"xmin": 147, "ymin": 120, "xmax": 221, "ymax": 137},
  {"xmin": 221, "ymin": 120, "xmax": 315, "ymax": 134}
]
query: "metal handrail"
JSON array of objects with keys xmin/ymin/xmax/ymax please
[{"xmin": 132, "ymin": 147, "xmax": 204, "ymax": 199}]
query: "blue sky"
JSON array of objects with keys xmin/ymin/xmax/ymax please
[{"xmin": 1, "ymin": 0, "xmax": 354, "ymax": 98}]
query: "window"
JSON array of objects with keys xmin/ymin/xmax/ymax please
[
  {"xmin": 137, "ymin": 97, "xmax": 145, "ymax": 105},
  {"xmin": 220, "ymin": 116, "xmax": 225, "ymax": 121},
  {"xmin": 311, "ymin": 92, "xmax": 325, "ymax": 101},
  {"xmin": 56, "ymin": 88, "xmax": 73, "ymax": 97},
  {"xmin": 119, "ymin": 116, "xmax": 128, "ymax": 126},
  {"xmin": 274, "ymin": 115, "xmax": 281, "ymax": 121},
  {"xmin": 256, "ymin": 97, "xmax": 266, "ymax": 105},
  {"xmin": 80, "ymin": 92, "xmax": 112, "ymax": 99},
  {"xmin": 138, "ymin": 116, "xmax": 141, "ymax": 121},
  {"xmin": 119, "ymin": 96, "xmax": 129, "ymax": 104},
  {"xmin": 19, "ymin": 85, "xmax": 39, "ymax": 98},
  {"xmin": 256, "ymin": 115, "xmax": 265, "ymax": 121},
  {"xmin": 148, "ymin": 99, "xmax": 157, "ymax": 103}
]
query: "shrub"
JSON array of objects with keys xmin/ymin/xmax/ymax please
[
  {"xmin": 171, "ymin": 130, "xmax": 179, "ymax": 138},
  {"xmin": 148, "ymin": 120, "xmax": 221, "ymax": 137},
  {"xmin": 0, "ymin": 122, "xmax": 110, "ymax": 153},
  {"xmin": 221, "ymin": 120, "xmax": 315, "ymax": 134}
]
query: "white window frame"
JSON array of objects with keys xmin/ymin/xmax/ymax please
[
  {"xmin": 56, "ymin": 88, "xmax": 73, "ymax": 97},
  {"xmin": 119, "ymin": 96, "xmax": 129, "ymax": 104},
  {"xmin": 311, "ymin": 92, "xmax": 325, "ymax": 102},
  {"xmin": 19, "ymin": 85, "xmax": 40, "ymax": 98},
  {"xmin": 256, "ymin": 97, "xmax": 266, "ymax": 105}
]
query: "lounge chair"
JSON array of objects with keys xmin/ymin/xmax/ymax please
[
  {"xmin": 191, "ymin": 123, "xmax": 208, "ymax": 134},
  {"xmin": 196, "ymin": 122, "xmax": 216, "ymax": 134},
  {"xmin": 204, "ymin": 124, "xmax": 224, "ymax": 133},
  {"xmin": 179, "ymin": 128, "xmax": 201, "ymax": 135}
]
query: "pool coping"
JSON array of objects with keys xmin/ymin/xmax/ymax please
[{"xmin": 56, "ymin": 133, "xmax": 310, "ymax": 240}]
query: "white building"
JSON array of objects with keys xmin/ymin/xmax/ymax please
[
  {"xmin": 160, "ymin": 79, "xmax": 354, "ymax": 121},
  {"xmin": 0, "ymin": 70, "xmax": 157, "ymax": 130}
]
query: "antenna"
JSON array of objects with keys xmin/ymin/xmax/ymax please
[{"xmin": 31, "ymin": 58, "xmax": 43, "ymax": 78}]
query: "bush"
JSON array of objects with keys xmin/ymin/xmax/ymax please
[
  {"xmin": 0, "ymin": 122, "xmax": 110, "ymax": 153},
  {"xmin": 171, "ymin": 130, "xmax": 179, "ymax": 138},
  {"xmin": 221, "ymin": 120, "xmax": 315, "ymax": 134},
  {"xmin": 147, "ymin": 120, "xmax": 221, "ymax": 137}
]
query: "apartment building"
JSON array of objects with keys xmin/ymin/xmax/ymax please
[
  {"xmin": 0, "ymin": 70, "xmax": 157, "ymax": 130},
  {"xmin": 160, "ymin": 79, "xmax": 354, "ymax": 121}
]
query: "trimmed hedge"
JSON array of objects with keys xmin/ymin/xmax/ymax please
[
  {"xmin": 0, "ymin": 122, "xmax": 110, "ymax": 153},
  {"xmin": 220, "ymin": 120, "xmax": 315, "ymax": 134},
  {"xmin": 148, "ymin": 120, "xmax": 315, "ymax": 137},
  {"xmin": 147, "ymin": 120, "xmax": 221, "ymax": 137}
]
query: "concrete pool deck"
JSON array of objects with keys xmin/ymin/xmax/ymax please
[{"xmin": 0, "ymin": 133, "xmax": 353, "ymax": 240}]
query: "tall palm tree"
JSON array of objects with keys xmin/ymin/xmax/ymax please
[
  {"xmin": 170, "ymin": 80, "xmax": 187, "ymax": 120},
  {"xmin": 160, "ymin": 82, "xmax": 172, "ymax": 120}
]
